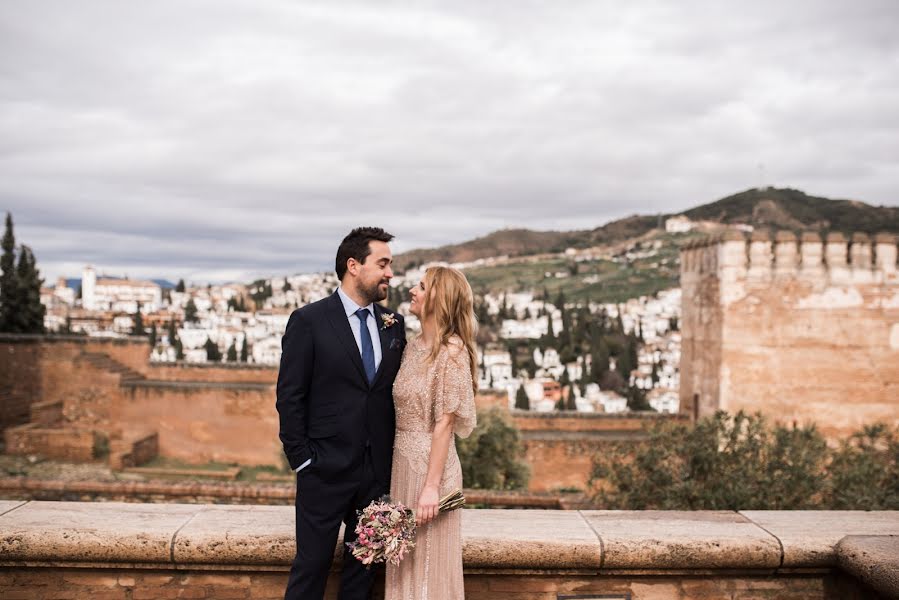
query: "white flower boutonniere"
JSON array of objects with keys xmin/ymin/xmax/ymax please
[{"xmin": 380, "ymin": 312, "xmax": 397, "ymax": 330}]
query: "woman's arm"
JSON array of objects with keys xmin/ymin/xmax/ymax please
[{"xmin": 416, "ymin": 413, "xmax": 455, "ymax": 525}]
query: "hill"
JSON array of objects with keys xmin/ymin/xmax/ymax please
[
  {"xmin": 681, "ymin": 187, "xmax": 899, "ymax": 233},
  {"xmin": 394, "ymin": 215, "xmax": 658, "ymax": 271},
  {"xmin": 395, "ymin": 188, "xmax": 898, "ymax": 272}
]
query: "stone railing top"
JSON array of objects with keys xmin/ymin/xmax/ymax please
[
  {"xmin": 510, "ymin": 410, "xmax": 684, "ymax": 420},
  {"xmin": 0, "ymin": 333, "xmax": 150, "ymax": 345},
  {"xmin": 149, "ymin": 361, "xmax": 277, "ymax": 372},
  {"xmin": 1, "ymin": 500, "xmax": 897, "ymax": 580}
]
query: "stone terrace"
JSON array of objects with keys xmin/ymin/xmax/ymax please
[{"xmin": 1, "ymin": 501, "xmax": 897, "ymax": 599}]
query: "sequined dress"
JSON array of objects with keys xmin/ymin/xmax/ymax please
[{"xmin": 385, "ymin": 335, "xmax": 476, "ymax": 600}]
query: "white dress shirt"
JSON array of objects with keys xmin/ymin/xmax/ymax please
[{"xmin": 296, "ymin": 287, "xmax": 383, "ymax": 472}]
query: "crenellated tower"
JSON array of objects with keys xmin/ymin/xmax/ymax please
[{"xmin": 680, "ymin": 230, "xmax": 899, "ymax": 438}]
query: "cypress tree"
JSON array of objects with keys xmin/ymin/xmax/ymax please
[
  {"xmin": 16, "ymin": 245, "xmax": 45, "ymax": 333},
  {"xmin": 204, "ymin": 337, "xmax": 222, "ymax": 362},
  {"xmin": 175, "ymin": 279, "xmax": 185, "ymax": 293},
  {"xmin": 240, "ymin": 336, "xmax": 248, "ymax": 362},
  {"xmin": 132, "ymin": 302, "xmax": 145, "ymax": 336},
  {"xmin": 148, "ymin": 323, "xmax": 157, "ymax": 347},
  {"xmin": 184, "ymin": 298, "xmax": 198, "ymax": 323},
  {"xmin": 0, "ymin": 213, "xmax": 19, "ymax": 332},
  {"xmin": 227, "ymin": 340, "xmax": 238, "ymax": 362},
  {"xmin": 514, "ymin": 386, "xmax": 530, "ymax": 410}
]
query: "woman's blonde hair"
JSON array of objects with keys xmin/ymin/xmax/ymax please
[{"xmin": 421, "ymin": 266, "xmax": 478, "ymax": 394}]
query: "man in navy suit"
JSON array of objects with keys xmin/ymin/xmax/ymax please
[{"xmin": 277, "ymin": 227, "xmax": 406, "ymax": 600}]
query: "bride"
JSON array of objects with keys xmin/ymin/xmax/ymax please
[{"xmin": 385, "ymin": 265, "xmax": 478, "ymax": 600}]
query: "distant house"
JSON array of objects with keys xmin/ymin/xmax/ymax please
[
  {"xmin": 82, "ymin": 266, "xmax": 162, "ymax": 312},
  {"xmin": 665, "ymin": 216, "xmax": 694, "ymax": 233}
]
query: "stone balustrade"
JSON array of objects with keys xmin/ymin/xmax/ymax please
[{"xmin": 1, "ymin": 501, "xmax": 897, "ymax": 599}]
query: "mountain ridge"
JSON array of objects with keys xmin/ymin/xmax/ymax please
[{"xmin": 394, "ymin": 188, "xmax": 898, "ymax": 270}]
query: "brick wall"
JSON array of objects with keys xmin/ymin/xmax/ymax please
[
  {"xmin": 4, "ymin": 425, "xmax": 99, "ymax": 461},
  {"xmin": 0, "ymin": 568, "xmax": 879, "ymax": 600}
]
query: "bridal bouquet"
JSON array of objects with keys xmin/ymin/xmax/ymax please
[{"xmin": 347, "ymin": 490, "xmax": 466, "ymax": 566}]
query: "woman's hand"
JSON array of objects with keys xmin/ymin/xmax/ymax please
[{"xmin": 416, "ymin": 484, "xmax": 440, "ymax": 526}]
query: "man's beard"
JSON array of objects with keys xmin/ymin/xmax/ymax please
[{"xmin": 360, "ymin": 279, "xmax": 389, "ymax": 304}]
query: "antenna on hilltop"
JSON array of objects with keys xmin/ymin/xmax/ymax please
[{"xmin": 757, "ymin": 163, "xmax": 768, "ymax": 191}]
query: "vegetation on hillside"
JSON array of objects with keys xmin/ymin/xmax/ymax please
[
  {"xmin": 590, "ymin": 411, "xmax": 899, "ymax": 510},
  {"xmin": 395, "ymin": 188, "xmax": 897, "ymax": 274},
  {"xmin": 682, "ymin": 187, "xmax": 899, "ymax": 234}
]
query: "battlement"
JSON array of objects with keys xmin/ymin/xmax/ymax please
[{"xmin": 681, "ymin": 230, "xmax": 899, "ymax": 286}]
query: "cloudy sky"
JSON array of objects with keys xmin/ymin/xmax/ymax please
[{"xmin": 1, "ymin": 1, "xmax": 897, "ymax": 283}]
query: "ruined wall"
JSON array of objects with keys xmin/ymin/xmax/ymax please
[
  {"xmin": 680, "ymin": 231, "xmax": 899, "ymax": 438},
  {"xmin": 513, "ymin": 412, "xmax": 685, "ymax": 492},
  {"xmin": 0, "ymin": 335, "xmax": 151, "ymax": 435},
  {"xmin": 118, "ymin": 381, "xmax": 280, "ymax": 466}
]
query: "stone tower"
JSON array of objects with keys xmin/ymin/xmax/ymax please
[{"xmin": 680, "ymin": 230, "xmax": 899, "ymax": 438}]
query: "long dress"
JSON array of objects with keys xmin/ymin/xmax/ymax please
[{"xmin": 385, "ymin": 335, "xmax": 477, "ymax": 600}]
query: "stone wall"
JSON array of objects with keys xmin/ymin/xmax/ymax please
[
  {"xmin": 680, "ymin": 231, "xmax": 899, "ymax": 438},
  {"xmin": 1, "ymin": 501, "xmax": 896, "ymax": 599},
  {"xmin": 118, "ymin": 380, "xmax": 280, "ymax": 466},
  {"xmin": 0, "ymin": 335, "xmax": 152, "ymax": 435},
  {"xmin": 1, "ymin": 336, "xmax": 687, "ymax": 491},
  {"xmin": 513, "ymin": 411, "xmax": 686, "ymax": 492}
]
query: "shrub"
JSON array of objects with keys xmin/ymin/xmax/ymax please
[{"xmin": 457, "ymin": 407, "xmax": 530, "ymax": 490}]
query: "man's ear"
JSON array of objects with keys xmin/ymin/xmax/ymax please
[{"xmin": 346, "ymin": 257, "xmax": 359, "ymax": 277}]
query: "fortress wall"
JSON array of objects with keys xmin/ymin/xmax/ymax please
[{"xmin": 680, "ymin": 232, "xmax": 899, "ymax": 438}]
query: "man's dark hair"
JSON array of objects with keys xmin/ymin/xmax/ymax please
[{"xmin": 335, "ymin": 227, "xmax": 395, "ymax": 280}]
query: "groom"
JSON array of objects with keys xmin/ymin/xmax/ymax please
[{"xmin": 276, "ymin": 227, "xmax": 406, "ymax": 600}]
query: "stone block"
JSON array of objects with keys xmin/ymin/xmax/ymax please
[
  {"xmin": 836, "ymin": 535, "xmax": 899, "ymax": 599},
  {"xmin": 740, "ymin": 510, "xmax": 899, "ymax": 567},
  {"xmin": 172, "ymin": 504, "xmax": 296, "ymax": 566},
  {"xmin": 583, "ymin": 510, "xmax": 781, "ymax": 570},
  {"xmin": 0, "ymin": 501, "xmax": 200, "ymax": 563},
  {"xmin": 461, "ymin": 509, "xmax": 602, "ymax": 569}
]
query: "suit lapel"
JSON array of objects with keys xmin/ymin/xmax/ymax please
[
  {"xmin": 325, "ymin": 292, "xmax": 368, "ymax": 385},
  {"xmin": 371, "ymin": 304, "xmax": 393, "ymax": 387}
]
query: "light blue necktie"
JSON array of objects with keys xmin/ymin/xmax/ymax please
[{"xmin": 355, "ymin": 308, "xmax": 376, "ymax": 384}]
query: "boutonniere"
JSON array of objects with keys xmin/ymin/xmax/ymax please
[{"xmin": 380, "ymin": 312, "xmax": 397, "ymax": 330}]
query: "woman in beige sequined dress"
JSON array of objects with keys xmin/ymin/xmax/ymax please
[{"xmin": 386, "ymin": 266, "xmax": 477, "ymax": 600}]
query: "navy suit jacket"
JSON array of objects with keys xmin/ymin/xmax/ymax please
[{"xmin": 275, "ymin": 292, "xmax": 406, "ymax": 485}]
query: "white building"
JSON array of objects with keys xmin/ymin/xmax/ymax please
[
  {"xmin": 81, "ymin": 266, "xmax": 162, "ymax": 312},
  {"xmin": 665, "ymin": 216, "xmax": 694, "ymax": 233},
  {"xmin": 648, "ymin": 389, "xmax": 680, "ymax": 414}
]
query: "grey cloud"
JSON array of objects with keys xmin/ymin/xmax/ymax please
[{"xmin": 1, "ymin": 0, "xmax": 897, "ymax": 282}]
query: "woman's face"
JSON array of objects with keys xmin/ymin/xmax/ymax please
[{"xmin": 409, "ymin": 275, "xmax": 429, "ymax": 318}]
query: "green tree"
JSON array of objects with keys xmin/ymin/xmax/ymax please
[
  {"xmin": 175, "ymin": 279, "xmax": 185, "ymax": 293},
  {"xmin": 148, "ymin": 323, "xmax": 157, "ymax": 347},
  {"xmin": 828, "ymin": 424, "xmax": 899, "ymax": 509},
  {"xmin": 167, "ymin": 320, "xmax": 184, "ymax": 360},
  {"xmin": 591, "ymin": 339, "xmax": 610, "ymax": 383},
  {"xmin": 227, "ymin": 340, "xmax": 238, "ymax": 362},
  {"xmin": 184, "ymin": 298, "xmax": 199, "ymax": 323},
  {"xmin": 204, "ymin": 337, "xmax": 222, "ymax": 362},
  {"xmin": 514, "ymin": 386, "xmax": 530, "ymax": 410},
  {"xmin": 131, "ymin": 302, "xmax": 145, "ymax": 336},
  {"xmin": 240, "ymin": 336, "xmax": 249, "ymax": 362},
  {"xmin": 15, "ymin": 245, "xmax": 45, "ymax": 333},
  {"xmin": 457, "ymin": 407, "xmax": 530, "ymax": 490},
  {"xmin": 0, "ymin": 213, "xmax": 18, "ymax": 332}
]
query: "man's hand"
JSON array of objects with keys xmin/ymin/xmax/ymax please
[{"xmin": 416, "ymin": 484, "xmax": 440, "ymax": 526}]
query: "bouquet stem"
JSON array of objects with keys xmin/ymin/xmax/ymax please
[{"xmin": 437, "ymin": 489, "xmax": 465, "ymax": 513}]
